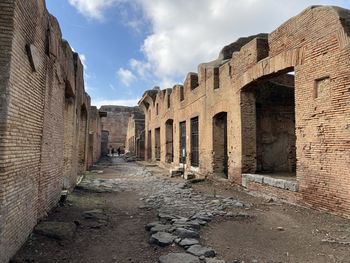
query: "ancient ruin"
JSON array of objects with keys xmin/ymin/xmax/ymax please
[
  {"xmin": 100, "ymin": 105, "xmax": 143, "ymax": 155},
  {"xmin": 138, "ymin": 6, "xmax": 350, "ymax": 218},
  {"xmin": 0, "ymin": 0, "xmax": 105, "ymax": 261},
  {"xmin": 2, "ymin": 1, "xmax": 350, "ymax": 262}
]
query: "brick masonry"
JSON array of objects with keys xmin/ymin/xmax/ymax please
[
  {"xmin": 125, "ymin": 112, "xmax": 145, "ymax": 155},
  {"xmin": 100, "ymin": 105, "xmax": 143, "ymax": 154},
  {"xmin": 139, "ymin": 6, "xmax": 350, "ymax": 218},
  {"xmin": 0, "ymin": 1, "xmax": 104, "ymax": 262}
]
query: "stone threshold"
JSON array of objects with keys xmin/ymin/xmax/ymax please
[{"xmin": 242, "ymin": 173, "xmax": 299, "ymax": 192}]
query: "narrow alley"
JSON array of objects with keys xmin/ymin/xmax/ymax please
[{"xmin": 12, "ymin": 157, "xmax": 350, "ymax": 263}]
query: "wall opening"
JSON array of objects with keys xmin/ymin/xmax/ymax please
[
  {"xmin": 147, "ymin": 130, "xmax": 152, "ymax": 160},
  {"xmin": 167, "ymin": 94, "xmax": 171, "ymax": 108},
  {"xmin": 213, "ymin": 112, "xmax": 228, "ymax": 178},
  {"xmin": 63, "ymin": 82, "xmax": 75, "ymax": 189},
  {"xmin": 241, "ymin": 71, "xmax": 296, "ymax": 178},
  {"xmin": 179, "ymin": 121, "xmax": 186, "ymax": 164},
  {"xmin": 165, "ymin": 119, "xmax": 174, "ymax": 163},
  {"xmin": 78, "ymin": 104, "xmax": 88, "ymax": 173},
  {"xmin": 101, "ymin": 130, "xmax": 109, "ymax": 156},
  {"xmin": 191, "ymin": 116, "xmax": 199, "ymax": 167},
  {"xmin": 155, "ymin": 127, "xmax": 161, "ymax": 161}
]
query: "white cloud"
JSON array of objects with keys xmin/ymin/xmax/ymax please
[
  {"xmin": 117, "ymin": 68, "xmax": 136, "ymax": 87},
  {"xmin": 68, "ymin": 0, "xmax": 350, "ymax": 89},
  {"xmin": 68, "ymin": 0, "xmax": 122, "ymax": 20},
  {"xmin": 92, "ymin": 98, "xmax": 140, "ymax": 108},
  {"xmin": 129, "ymin": 58, "xmax": 151, "ymax": 78},
  {"xmin": 130, "ymin": 0, "xmax": 348, "ymax": 87}
]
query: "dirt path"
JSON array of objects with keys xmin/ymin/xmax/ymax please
[{"xmin": 12, "ymin": 157, "xmax": 350, "ymax": 263}]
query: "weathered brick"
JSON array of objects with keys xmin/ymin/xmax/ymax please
[{"xmin": 138, "ymin": 6, "xmax": 350, "ymax": 219}]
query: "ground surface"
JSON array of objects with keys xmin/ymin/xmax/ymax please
[{"xmin": 12, "ymin": 157, "xmax": 350, "ymax": 263}]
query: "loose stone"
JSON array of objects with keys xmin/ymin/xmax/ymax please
[
  {"xmin": 158, "ymin": 253, "xmax": 200, "ymax": 263},
  {"xmin": 187, "ymin": 245, "xmax": 216, "ymax": 257}
]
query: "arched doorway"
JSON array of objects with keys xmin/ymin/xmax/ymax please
[{"xmin": 63, "ymin": 81, "xmax": 75, "ymax": 189}]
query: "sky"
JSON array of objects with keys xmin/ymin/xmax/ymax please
[{"xmin": 46, "ymin": 0, "xmax": 350, "ymax": 108}]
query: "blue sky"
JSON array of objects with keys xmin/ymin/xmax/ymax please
[{"xmin": 46, "ymin": 0, "xmax": 350, "ymax": 108}]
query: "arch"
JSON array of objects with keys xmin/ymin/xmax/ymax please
[{"xmin": 63, "ymin": 81, "xmax": 76, "ymax": 189}]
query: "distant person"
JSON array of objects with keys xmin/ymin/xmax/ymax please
[
  {"xmin": 117, "ymin": 147, "xmax": 121, "ymax": 156},
  {"xmin": 111, "ymin": 148, "xmax": 115, "ymax": 156}
]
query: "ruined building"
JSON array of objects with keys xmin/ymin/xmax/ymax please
[
  {"xmin": 125, "ymin": 112, "xmax": 145, "ymax": 158},
  {"xmin": 138, "ymin": 6, "xmax": 350, "ymax": 218},
  {"xmin": 0, "ymin": 0, "xmax": 105, "ymax": 261},
  {"xmin": 100, "ymin": 105, "xmax": 143, "ymax": 155}
]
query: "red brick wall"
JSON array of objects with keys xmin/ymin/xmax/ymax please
[
  {"xmin": 100, "ymin": 106, "xmax": 142, "ymax": 152},
  {"xmin": 139, "ymin": 6, "xmax": 350, "ymax": 219},
  {"xmin": 0, "ymin": 1, "xmax": 97, "ymax": 261}
]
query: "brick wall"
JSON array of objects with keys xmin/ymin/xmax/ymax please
[
  {"xmin": 139, "ymin": 6, "xmax": 350, "ymax": 218},
  {"xmin": 125, "ymin": 112, "xmax": 145, "ymax": 155},
  {"xmin": 100, "ymin": 105, "xmax": 143, "ymax": 152},
  {"xmin": 0, "ymin": 1, "xmax": 102, "ymax": 261}
]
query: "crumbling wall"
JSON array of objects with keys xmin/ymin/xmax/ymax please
[
  {"xmin": 125, "ymin": 112, "xmax": 145, "ymax": 155},
  {"xmin": 89, "ymin": 106, "xmax": 106, "ymax": 166},
  {"xmin": 139, "ymin": 6, "xmax": 350, "ymax": 218},
  {"xmin": 0, "ymin": 1, "xmax": 100, "ymax": 261},
  {"xmin": 100, "ymin": 105, "xmax": 143, "ymax": 153}
]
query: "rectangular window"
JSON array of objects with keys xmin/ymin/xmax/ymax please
[
  {"xmin": 167, "ymin": 94, "xmax": 171, "ymax": 108},
  {"xmin": 180, "ymin": 86, "xmax": 184, "ymax": 101},
  {"xmin": 213, "ymin": 67, "xmax": 220, "ymax": 89},
  {"xmin": 156, "ymin": 103, "xmax": 159, "ymax": 115},
  {"xmin": 190, "ymin": 117, "xmax": 199, "ymax": 167}
]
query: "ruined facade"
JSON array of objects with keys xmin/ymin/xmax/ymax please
[
  {"xmin": 139, "ymin": 6, "xmax": 350, "ymax": 218},
  {"xmin": 125, "ymin": 112, "xmax": 145, "ymax": 157},
  {"xmin": 0, "ymin": 1, "xmax": 104, "ymax": 262},
  {"xmin": 100, "ymin": 105, "xmax": 143, "ymax": 154}
]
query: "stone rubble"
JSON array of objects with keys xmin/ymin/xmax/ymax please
[{"xmin": 78, "ymin": 161, "xmax": 253, "ymax": 262}]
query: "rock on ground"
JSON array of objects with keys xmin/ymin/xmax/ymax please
[
  {"xmin": 205, "ymin": 258, "xmax": 226, "ymax": 263},
  {"xmin": 149, "ymin": 232, "xmax": 176, "ymax": 247},
  {"xmin": 179, "ymin": 238, "xmax": 199, "ymax": 247},
  {"xmin": 174, "ymin": 228, "xmax": 199, "ymax": 239},
  {"xmin": 187, "ymin": 245, "xmax": 216, "ymax": 257},
  {"xmin": 158, "ymin": 253, "xmax": 200, "ymax": 263}
]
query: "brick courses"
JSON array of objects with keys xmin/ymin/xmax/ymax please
[
  {"xmin": 139, "ymin": 6, "xmax": 350, "ymax": 218},
  {"xmin": 0, "ymin": 1, "xmax": 104, "ymax": 262},
  {"xmin": 100, "ymin": 105, "xmax": 143, "ymax": 154}
]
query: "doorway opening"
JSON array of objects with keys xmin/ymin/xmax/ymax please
[
  {"xmin": 241, "ymin": 71, "xmax": 296, "ymax": 179},
  {"xmin": 155, "ymin": 127, "xmax": 161, "ymax": 161},
  {"xmin": 213, "ymin": 112, "xmax": 228, "ymax": 178},
  {"xmin": 179, "ymin": 121, "xmax": 186, "ymax": 164},
  {"xmin": 190, "ymin": 116, "xmax": 199, "ymax": 167},
  {"xmin": 165, "ymin": 119, "xmax": 174, "ymax": 163},
  {"xmin": 147, "ymin": 130, "xmax": 152, "ymax": 160}
]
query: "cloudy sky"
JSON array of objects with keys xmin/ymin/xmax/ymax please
[{"xmin": 47, "ymin": 0, "xmax": 350, "ymax": 108}]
